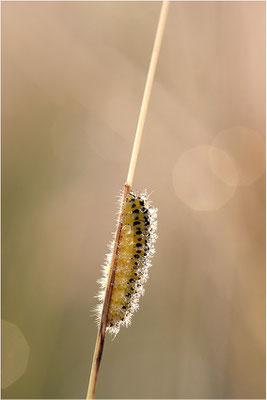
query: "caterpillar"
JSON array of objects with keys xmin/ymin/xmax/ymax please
[{"xmin": 96, "ymin": 190, "xmax": 157, "ymax": 336}]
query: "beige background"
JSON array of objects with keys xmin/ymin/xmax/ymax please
[{"xmin": 2, "ymin": 1, "xmax": 265, "ymax": 399}]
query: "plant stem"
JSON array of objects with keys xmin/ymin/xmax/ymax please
[
  {"xmin": 86, "ymin": 2, "xmax": 170, "ymax": 398},
  {"xmin": 87, "ymin": 183, "xmax": 130, "ymax": 400},
  {"xmin": 126, "ymin": 0, "xmax": 170, "ymax": 187}
]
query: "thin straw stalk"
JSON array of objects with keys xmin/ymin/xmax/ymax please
[{"xmin": 86, "ymin": 2, "xmax": 170, "ymax": 398}]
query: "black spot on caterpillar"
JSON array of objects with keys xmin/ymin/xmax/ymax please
[{"xmin": 96, "ymin": 190, "xmax": 157, "ymax": 336}]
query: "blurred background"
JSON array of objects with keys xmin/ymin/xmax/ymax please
[{"xmin": 2, "ymin": 1, "xmax": 265, "ymax": 399}]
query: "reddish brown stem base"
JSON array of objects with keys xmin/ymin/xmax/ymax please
[{"xmin": 86, "ymin": 183, "xmax": 130, "ymax": 399}]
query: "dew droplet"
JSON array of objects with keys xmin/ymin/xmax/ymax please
[
  {"xmin": 125, "ymin": 236, "xmax": 133, "ymax": 246},
  {"xmin": 122, "ymin": 224, "xmax": 131, "ymax": 235}
]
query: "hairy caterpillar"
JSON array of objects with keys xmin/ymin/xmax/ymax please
[
  {"xmin": 87, "ymin": 3, "xmax": 169, "ymax": 397},
  {"xmin": 96, "ymin": 190, "xmax": 157, "ymax": 336}
]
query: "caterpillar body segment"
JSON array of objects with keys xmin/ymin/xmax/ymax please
[{"xmin": 96, "ymin": 191, "xmax": 157, "ymax": 336}]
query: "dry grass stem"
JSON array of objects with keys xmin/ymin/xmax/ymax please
[{"xmin": 86, "ymin": 2, "xmax": 170, "ymax": 398}]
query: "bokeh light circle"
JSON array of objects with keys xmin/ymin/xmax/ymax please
[
  {"xmin": 213, "ymin": 126, "xmax": 265, "ymax": 186},
  {"xmin": 2, "ymin": 320, "xmax": 30, "ymax": 388},
  {"xmin": 173, "ymin": 145, "xmax": 238, "ymax": 211}
]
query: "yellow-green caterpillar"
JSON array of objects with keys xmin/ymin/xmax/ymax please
[{"xmin": 96, "ymin": 190, "xmax": 157, "ymax": 336}]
